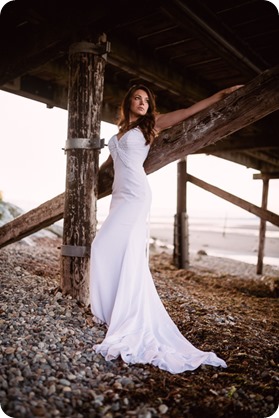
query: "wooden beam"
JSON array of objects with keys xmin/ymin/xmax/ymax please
[
  {"xmin": 0, "ymin": 2, "xmax": 112, "ymax": 85},
  {"xmin": 145, "ymin": 65, "xmax": 279, "ymax": 174},
  {"xmin": 253, "ymin": 172, "xmax": 279, "ymax": 180},
  {"xmin": 2, "ymin": 76, "xmax": 68, "ymax": 110},
  {"xmin": 161, "ymin": 0, "xmax": 266, "ymax": 77},
  {"xmin": 0, "ymin": 193, "xmax": 65, "ymax": 247},
  {"xmin": 210, "ymin": 151, "xmax": 277, "ymax": 173},
  {"xmin": 1, "ymin": 33, "xmax": 211, "ymax": 113},
  {"xmin": 194, "ymin": 126, "xmax": 279, "ymax": 154},
  {"xmin": 107, "ymin": 37, "xmax": 208, "ymax": 105},
  {"xmin": 185, "ymin": 174, "xmax": 279, "ymax": 227},
  {"xmin": 0, "ymin": 1, "xmax": 208, "ymax": 107},
  {"xmin": 1, "ymin": 65, "xmax": 279, "ymax": 247},
  {"xmin": 242, "ymin": 150, "xmax": 279, "ymax": 168}
]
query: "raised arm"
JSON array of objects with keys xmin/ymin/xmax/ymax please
[{"xmin": 154, "ymin": 85, "xmax": 243, "ymax": 132}]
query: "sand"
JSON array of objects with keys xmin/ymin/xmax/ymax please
[{"xmin": 150, "ymin": 222, "xmax": 279, "ymax": 270}]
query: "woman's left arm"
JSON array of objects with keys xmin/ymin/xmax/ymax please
[{"xmin": 154, "ymin": 85, "xmax": 243, "ymax": 132}]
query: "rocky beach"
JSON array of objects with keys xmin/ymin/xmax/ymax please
[{"xmin": 0, "ymin": 231, "xmax": 278, "ymax": 418}]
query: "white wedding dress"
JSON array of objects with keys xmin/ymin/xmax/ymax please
[{"xmin": 90, "ymin": 127, "xmax": 227, "ymax": 374}]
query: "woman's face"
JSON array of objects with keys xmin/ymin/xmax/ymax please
[{"xmin": 129, "ymin": 89, "xmax": 149, "ymax": 121}]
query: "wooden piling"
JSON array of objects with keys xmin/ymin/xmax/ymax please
[
  {"xmin": 61, "ymin": 39, "xmax": 108, "ymax": 305},
  {"xmin": 256, "ymin": 178, "xmax": 269, "ymax": 274},
  {"xmin": 173, "ymin": 158, "xmax": 189, "ymax": 269}
]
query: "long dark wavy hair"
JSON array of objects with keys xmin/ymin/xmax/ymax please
[{"xmin": 117, "ymin": 84, "xmax": 157, "ymax": 145}]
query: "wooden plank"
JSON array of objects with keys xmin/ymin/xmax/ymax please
[
  {"xmin": 1, "ymin": 65, "xmax": 279, "ymax": 248},
  {"xmin": 185, "ymin": 174, "xmax": 279, "ymax": 227}
]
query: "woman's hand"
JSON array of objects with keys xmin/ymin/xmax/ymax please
[{"xmin": 212, "ymin": 85, "xmax": 244, "ymax": 101}]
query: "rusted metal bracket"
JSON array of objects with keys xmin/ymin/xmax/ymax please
[
  {"xmin": 63, "ymin": 137, "xmax": 105, "ymax": 151},
  {"xmin": 69, "ymin": 40, "xmax": 111, "ymax": 60},
  {"xmin": 61, "ymin": 244, "xmax": 91, "ymax": 258}
]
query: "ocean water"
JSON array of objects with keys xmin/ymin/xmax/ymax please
[
  {"xmin": 150, "ymin": 215, "xmax": 279, "ymax": 239},
  {"xmin": 148, "ymin": 214, "xmax": 279, "ymax": 268}
]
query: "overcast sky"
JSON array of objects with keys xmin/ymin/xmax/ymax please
[{"xmin": 0, "ymin": 0, "xmax": 278, "ymax": 221}]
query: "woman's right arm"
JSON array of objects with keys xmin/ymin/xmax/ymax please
[{"xmin": 154, "ymin": 85, "xmax": 243, "ymax": 132}]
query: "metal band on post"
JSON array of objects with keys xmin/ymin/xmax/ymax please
[
  {"xmin": 63, "ymin": 137, "xmax": 105, "ymax": 151},
  {"xmin": 69, "ymin": 39, "xmax": 111, "ymax": 61},
  {"xmin": 61, "ymin": 245, "xmax": 91, "ymax": 258}
]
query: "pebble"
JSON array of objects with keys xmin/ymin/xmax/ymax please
[
  {"xmin": 59, "ymin": 379, "xmax": 71, "ymax": 386},
  {"xmin": 158, "ymin": 404, "xmax": 168, "ymax": 414}
]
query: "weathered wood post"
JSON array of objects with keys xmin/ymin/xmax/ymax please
[
  {"xmin": 256, "ymin": 177, "xmax": 269, "ymax": 274},
  {"xmin": 173, "ymin": 157, "xmax": 189, "ymax": 269},
  {"xmin": 61, "ymin": 37, "xmax": 110, "ymax": 305}
]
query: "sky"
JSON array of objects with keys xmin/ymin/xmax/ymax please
[{"xmin": 0, "ymin": 0, "xmax": 278, "ymax": 222}]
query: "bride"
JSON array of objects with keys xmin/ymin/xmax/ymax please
[{"xmin": 90, "ymin": 83, "xmax": 241, "ymax": 374}]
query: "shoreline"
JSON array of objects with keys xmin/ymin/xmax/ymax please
[{"xmin": 149, "ymin": 221, "xmax": 279, "ymax": 269}]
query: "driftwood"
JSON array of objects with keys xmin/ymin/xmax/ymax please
[{"xmin": 0, "ymin": 65, "xmax": 279, "ymax": 248}]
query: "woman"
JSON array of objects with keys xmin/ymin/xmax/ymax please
[{"xmin": 90, "ymin": 83, "xmax": 241, "ymax": 374}]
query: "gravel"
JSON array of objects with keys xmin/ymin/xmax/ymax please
[{"xmin": 0, "ymin": 237, "xmax": 278, "ymax": 417}]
